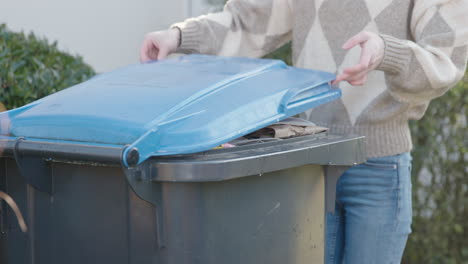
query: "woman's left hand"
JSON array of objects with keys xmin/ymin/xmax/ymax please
[{"xmin": 332, "ymin": 31, "xmax": 385, "ymax": 86}]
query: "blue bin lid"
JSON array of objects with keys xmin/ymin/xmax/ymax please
[{"xmin": 0, "ymin": 55, "xmax": 340, "ymax": 166}]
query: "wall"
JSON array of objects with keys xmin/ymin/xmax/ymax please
[{"xmin": 0, "ymin": 0, "xmax": 215, "ymax": 72}]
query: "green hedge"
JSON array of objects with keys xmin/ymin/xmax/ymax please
[
  {"xmin": 404, "ymin": 73, "xmax": 468, "ymax": 264},
  {"xmin": 0, "ymin": 24, "xmax": 95, "ymax": 110}
]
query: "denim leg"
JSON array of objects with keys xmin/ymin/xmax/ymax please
[
  {"xmin": 326, "ymin": 153, "xmax": 413, "ymax": 264},
  {"xmin": 326, "ymin": 203, "xmax": 345, "ymax": 264}
]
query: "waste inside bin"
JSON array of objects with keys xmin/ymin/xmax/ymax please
[{"xmin": 0, "ymin": 55, "xmax": 366, "ymax": 264}]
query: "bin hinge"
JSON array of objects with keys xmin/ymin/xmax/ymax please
[
  {"xmin": 123, "ymin": 163, "xmax": 165, "ymax": 249},
  {"xmin": 13, "ymin": 137, "xmax": 52, "ymax": 194}
]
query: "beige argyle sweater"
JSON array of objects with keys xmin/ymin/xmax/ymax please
[{"xmin": 173, "ymin": 0, "xmax": 468, "ymax": 158}]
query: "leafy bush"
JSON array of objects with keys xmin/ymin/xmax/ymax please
[
  {"xmin": 0, "ymin": 24, "xmax": 95, "ymax": 110},
  {"xmin": 403, "ymin": 73, "xmax": 468, "ymax": 264},
  {"xmin": 263, "ymin": 42, "xmax": 292, "ymax": 66}
]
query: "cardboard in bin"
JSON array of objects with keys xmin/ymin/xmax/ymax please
[{"xmin": 0, "ymin": 55, "xmax": 340, "ymax": 167}]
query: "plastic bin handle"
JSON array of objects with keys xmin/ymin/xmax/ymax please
[{"xmin": 279, "ymin": 82, "xmax": 334, "ymax": 115}]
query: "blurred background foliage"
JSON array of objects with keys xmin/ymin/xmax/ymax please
[
  {"xmin": 0, "ymin": 24, "xmax": 95, "ymax": 110},
  {"xmin": 405, "ymin": 72, "xmax": 468, "ymax": 264},
  {"xmin": 1, "ymin": 15, "xmax": 467, "ymax": 263}
]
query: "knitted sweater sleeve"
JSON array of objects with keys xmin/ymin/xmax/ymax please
[
  {"xmin": 377, "ymin": 0, "xmax": 468, "ymax": 104},
  {"xmin": 171, "ymin": 0, "xmax": 292, "ymax": 58}
]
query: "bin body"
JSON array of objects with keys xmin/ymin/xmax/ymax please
[
  {"xmin": 1, "ymin": 157, "xmax": 325, "ymax": 264},
  {"xmin": 0, "ymin": 55, "xmax": 366, "ymax": 263}
]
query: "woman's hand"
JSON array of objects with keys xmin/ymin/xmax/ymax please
[
  {"xmin": 332, "ymin": 31, "xmax": 385, "ymax": 86},
  {"xmin": 140, "ymin": 28, "xmax": 180, "ymax": 63}
]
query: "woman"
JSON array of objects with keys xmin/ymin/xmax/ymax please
[{"xmin": 140, "ymin": 1, "xmax": 468, "ymax": 262}]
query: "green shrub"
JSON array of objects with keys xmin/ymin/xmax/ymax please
[
  {"xmin": 403, "ymin": 73, "xmax": 468, "ymax": 264},
  {"xmin": 263, "ymin": 42, "xmax": 293, "ymax": 66},
  {"xmin": 0, "ymin": 24, "xmax": 95, "ymax": 110}
]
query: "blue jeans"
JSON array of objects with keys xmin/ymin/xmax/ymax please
[{"xmin": 326, "ymin": 153, "xmax": 413, "ymax": 264}]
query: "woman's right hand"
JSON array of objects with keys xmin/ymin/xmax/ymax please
[{"xmin": 140, "ymin": 28, "xmax": 180, "ymax": 63}]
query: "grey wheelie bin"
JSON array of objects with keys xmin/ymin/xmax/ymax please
[{"xmin": 0, "ymin": 55, "xmax": 366, "ymax": 264}]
